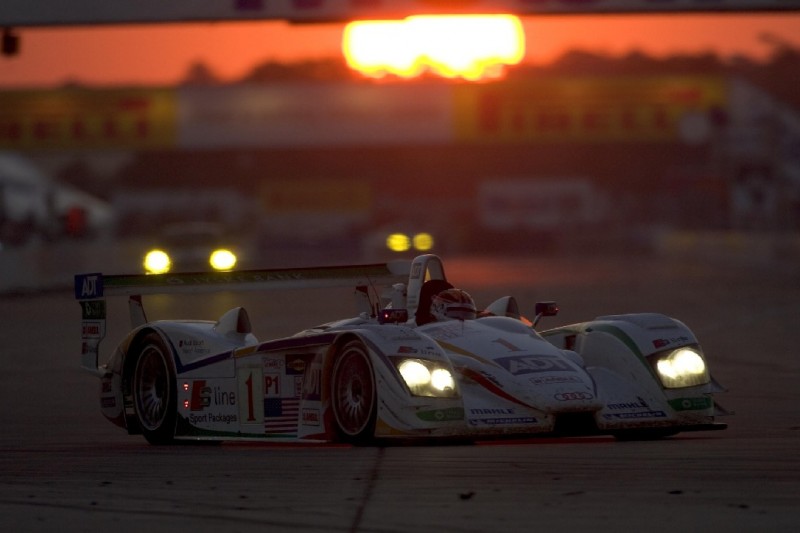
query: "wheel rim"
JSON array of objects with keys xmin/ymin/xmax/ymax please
[
  {"xmin": 134, "ymin": 345, "xmax": 171, "ymax": 431},
  {"xmin": 332, "ymin": 346, "xmax": 375, "ymax": 437}
]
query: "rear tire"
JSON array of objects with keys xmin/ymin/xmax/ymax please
[
  {"xmin": 331, "ymin": 340, "xmax": 376, "ymax": 444},
  {"xmin": 132, "ymin": 333, "xmax": 177, "ymax": 445}
]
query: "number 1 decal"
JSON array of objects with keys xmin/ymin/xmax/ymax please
[
  {"xmin": 238, "ymin": 366, "xmax": 264, "ymax": 428},
  {"xmin": 245, "ymin": 373, "xmax": 255, "ymax": 422}
]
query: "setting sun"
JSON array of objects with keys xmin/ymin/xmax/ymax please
[{"xmin": 342, "ymin": 15, "xmax": 525, "ymax": 81}]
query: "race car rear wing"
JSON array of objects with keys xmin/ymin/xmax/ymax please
[{"xmin": 75, "ymin": 261, "xmax": 411, "ymax": 375}]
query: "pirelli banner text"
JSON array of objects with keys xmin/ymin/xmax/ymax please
[
  {"xmin": 0, "ymin": 88, "xmax": 177, "ymax": 150},
  {"xmin": 1, "ymin": 76, "xmax": 728, "ymax": 150},
  {"xmin": 454, "ymin": 76, "xmax": 728, "ymax": 143}
]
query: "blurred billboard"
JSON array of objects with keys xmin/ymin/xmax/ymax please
[
  {"xmin": 0, "ymin": 76, "xmax": 729, "ymax": 150},
  {"xmin": 453, "ymin": 76, "xmax": 728, "ymax": 143},
  {"xmin": 0, "ymin": 89, "xmax": 176, "ymax": 150},
  {"xmin": 177, "ymin": 84, "xmax": 452, "ymax": 148}
]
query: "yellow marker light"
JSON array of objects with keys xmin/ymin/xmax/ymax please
[
  {"xmin": 343, "ymin": 15, "xmax": 525, "ymax": 80},
  {"xmin": 209, "ymin": 249, "xmax": 237, "ymax": 271},
  {"xmin": 144, "ymin": 249, "xmax": 171, "ymax": 275},
  {"xmin": 386, "ymin": 233, "xmax": 411, "ymax": 252},
  {"xmin": 413, "ymin": 232, "xmax": 434, "ymax": 251}
]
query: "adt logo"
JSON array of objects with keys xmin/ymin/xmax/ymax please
[
  {"xmin": 496, "ymin": 354, "xmax": 576, "ymax": 375},
  {"xmin": 75, "ymin": 274, "xmax": 103, "ymax": 299}
]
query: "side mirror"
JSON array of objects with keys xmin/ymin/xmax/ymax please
[{"xmin": 533, "ymin": 301, "xmax": 559, "ymax": 328}]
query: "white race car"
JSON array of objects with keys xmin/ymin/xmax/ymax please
[
  {"xmin": 142, "ymin": 222, "xmax": 239, "ymax": 275},
  {"xmin": 75, "ymin": 254, "xmax": 728, "ymax": 445}
]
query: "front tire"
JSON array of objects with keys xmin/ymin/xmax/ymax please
[
  {"xmin": 132, "ymin": 333, "xmax": 177, "ymax": 445},
  {"xmin": 331, "ymin": 340, "xmax": 376, "ymax": 444}
]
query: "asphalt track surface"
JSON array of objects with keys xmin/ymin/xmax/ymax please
[{"xmin": 1, "ymin": 254, "xmax": 798, "ymax": 532}]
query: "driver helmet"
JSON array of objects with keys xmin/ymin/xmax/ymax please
[{"xmin": 430, "ymin": 288, "xmax": 477, "ymax": 322}]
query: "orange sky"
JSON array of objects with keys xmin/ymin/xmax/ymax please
[{"xmin": 1, "ymin": 14, "xmax": 799, "ymax": 87}]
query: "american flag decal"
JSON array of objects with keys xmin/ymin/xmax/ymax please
[{"xmin": 264, "ymin": 397, "xmax": 300, "ymax": 434}]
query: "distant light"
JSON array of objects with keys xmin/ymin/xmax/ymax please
[
  {"xmin": 413, "ymin": 232, "xmax": 434, "ymax": 251},
  {"xmin": 209, "ymin": 249, "xmax": 237, "ymax": 271},
  {"xmin": 343, "ymin": 15, "xmax": 525, "ymax": 81},
  {"xmin": 144, "ymin": 249, "xmax": 171, "ymax": 275},
  {"xmin": 387, "ymin": 233, "xmax": 411, "ymax": 252}
]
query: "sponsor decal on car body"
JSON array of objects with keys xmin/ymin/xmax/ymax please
[
  {"xmin": 468, "ymin": 417, "xmax": 538, "ymax": 427},
  {"xmin": 415, "ymin": 407, "xmax": 464, "ymax": 422},
  {"xmin": 178, "ymin": 338, "xmax": 211, "ymax": 356},
  {"xmin": 185, "ymin": 379, "xmax": 239, "ymax": 426},
  {"xmin": 529, "ymin": 375, "xmax": 582, "ymax": 385},
  {"xmin": 554, "ymin": 391, "xmax": 594, "ymax": 401},
  {"xmin": 466, "ymin": 407, "xmax": 540, "ymax": 429},
  {"xmin": 652, "ymin": 336, "xmax": 691, "ymax": 349},
  {"xmin": 669, "ymin": 397, "xmax": 713, "ymax": 411},
  {"xmin": 603, "ymin": 411, "xmax": 667, "ymax": 420},
  {"xmin": 496, "ymin": 354, "xmax": 577, "ymax": 375},
  {"xmin": 81, "ymin": 321, "xmax": 103, "ymax": 338},
  {"xmin": 301, "ymin": 408, "xmax": 321, "ymax": 426}
]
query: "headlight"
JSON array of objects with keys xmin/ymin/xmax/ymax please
[
  {"xmin": 209, "ymin": 249, "xmax": 237, "ymax": 271},
  {"xmin": 386, "ymin": 233, "xmax": 411, "ymax": 252},
  {"xmin": 395, "ymin": 358, "xmax": 457, "ymax": 398},
  {"xmin": 144, "ymin": 249, "xmax": 171, "ymax": 274},
  {"xmin": 652, "ymin": 347, "xmax": 709, "ymax": 388},
  {"xmin": 412, "ymin": 232, "xmax": 434, "ymax": 251},
  {"xmin": 430, "ymin": 368, "xmax": 454, "ymax": 391}
]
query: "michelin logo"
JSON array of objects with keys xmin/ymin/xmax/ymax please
[{"xmin": 75, "ymin": 274, "xmax": 103, "ymax": 299}]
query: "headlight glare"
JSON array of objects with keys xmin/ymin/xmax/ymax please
[
  {"xmin": 398, "ymin": 360, "xmax": 430, "ymax": 387},
  {"xmin": 394, "ymin": 357, "xmax": 457, "ymax": 398},
  {"xmin": 386, "ymin": 233, "xmax": 411, "ymax": 252},
  {"xmin": 209, "ymin": 249, "xmax": 237, "ymax": 271},
  {"xmin": 413, "ymin": 232, "xmax": 434, "ymax": 251},
  {"xmin": 144, "ymin": 249, "xmax": 171, "ymax": 275},
  {"xmin": 431, "ymin": 368, "xmax": 455, "ymax": 391},
  {"xmin": 653, "ymin": 347, "xmax": 709, "ymax": 388}
]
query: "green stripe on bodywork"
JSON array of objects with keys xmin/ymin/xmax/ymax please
[
  {"xmin": 669, "ymin": 397, "xmax": 713, "ymax": 411},
  {"xmin": 416, "ymin": 407, "xmax": 464, "ymax": 422},
  {"xmin": 585, "ymin": 324, "xmax": 659, "ymax": 381}
]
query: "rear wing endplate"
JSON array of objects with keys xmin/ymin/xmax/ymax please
[{"xmin": 75, "ymin": 260, "xmax": 411, "ymax": 375}]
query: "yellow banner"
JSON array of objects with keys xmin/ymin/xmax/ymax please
[
  {"xmin": 0, "ymin": 88, "xmax": 177, "ymax": 149},
  {"xmin": 454, "ymin": 76, "xmax": 728, "ymax": 143}
]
